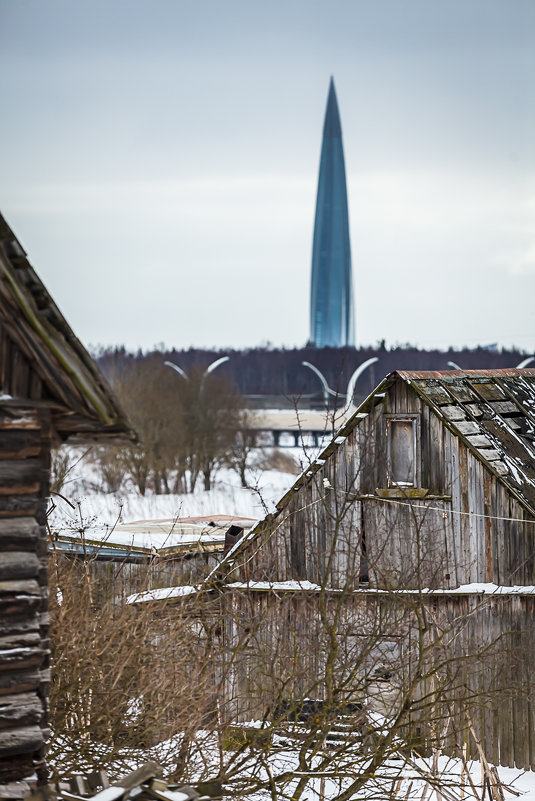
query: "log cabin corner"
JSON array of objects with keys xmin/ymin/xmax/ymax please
[{"xmin": 0, "ymin": 213, "xmax": 134, "ymax": 799}]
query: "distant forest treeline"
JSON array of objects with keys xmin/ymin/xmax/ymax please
[{"xmin": 95, "ymin": 344, "xmax": 531, "ymax": 405}]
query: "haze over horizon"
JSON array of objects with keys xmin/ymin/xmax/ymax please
[{"xmin": 1, "ymin": 0, "xmax": 534, "ymax": 354}]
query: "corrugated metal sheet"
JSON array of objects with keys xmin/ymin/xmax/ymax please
[{"xmin": 51, "ymin": 515, "xmax": 257, "ymax": 559}]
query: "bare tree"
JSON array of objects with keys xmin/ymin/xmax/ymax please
[
  {"xmin": 90, "ymin": 358, "xmax": 245, "ymax": 495},
  {"xmin": 174, "ymin": 365, "xmax": 245, "ymax": 492},
  {"xmin": 224, "ymin": 417, "xmax": 257, "ymax": 489},
  {"xmin": 47, "ymin": 511, "xmax": 525, "ymax": 800}
]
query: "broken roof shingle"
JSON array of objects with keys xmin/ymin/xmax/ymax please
[{"xmin": 398, "ymin": 369, "xmax": 535, "ymax": 516}]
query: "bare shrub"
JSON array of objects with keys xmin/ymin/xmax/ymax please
[
  {"xmin": 50, "ymin": 447, "xmax": 92, "ymax": 494},
  {"xmin": 47, "ymin": 551, "xmax": 215, "ymax": 781}
]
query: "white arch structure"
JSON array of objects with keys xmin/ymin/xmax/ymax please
[
  {"xmin": 301, "ymin": 357, "xmax": 379, "ymax": 410},
  {"xmin": 164, "ymin": 356, "xmax": 230, "ymax": 387}
]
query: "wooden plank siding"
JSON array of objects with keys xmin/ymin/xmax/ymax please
[
  {"xmin": 231, "ymin": 376, "xmax": 535, "ymax": 590},
  {"xmin": 48, "ymin": 550, "xmax": 223, "ymax": 606},
  {"xmin": 221, "ymin": 588, "xmax": 535, "ymax": 770},
  {"xmin": 218, "ymin": 373, "xmax": 535, "ymax": 769}
]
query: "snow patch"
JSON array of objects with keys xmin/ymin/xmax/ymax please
[
  {"xmin": 127, "ymin": 585, "xmax": 200, "ymax": 605},
  {"xmin": 227, "ymin": 580, "xmax": 323, "ymax": 592}
]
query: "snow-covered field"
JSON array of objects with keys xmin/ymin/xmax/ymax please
[{"xmin": 48, "ymin": 447, "xmax": 305, "ymax": 540}]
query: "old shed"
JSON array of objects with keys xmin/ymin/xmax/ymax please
[
  {"xmin": 222, "ymin": 369, "xmax": 535, "ymax": 590},
  {"xmin": 196, "ymin": 369, "xmax": 535, "ymax": 767},
  {"xmin": 0, "ymin": 213, "xmax": 133, "ymax": 799}
]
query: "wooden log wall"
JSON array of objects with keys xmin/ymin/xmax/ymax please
[
  {"xmin": 0, "ymin": 404, "xmax": 51, "ymax": 799},
  {"xmin": 221, "ymin": 588, "xmax": 535, "ymax": 770}
]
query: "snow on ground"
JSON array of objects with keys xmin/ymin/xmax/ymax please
[
  {"xmin": 173, "ymin": 745, "xmax": 535, "ymax": 801},
  {"xmin": 50, "ymin": 728, "xmax": 535, "ymax": 801},
  {"xmin": 48, "ymin": 448, "xmax": 535, "ymax": 798},
  {"xmin": 49, "ymin": 448, "xmax": 305, "ymax": 538}
]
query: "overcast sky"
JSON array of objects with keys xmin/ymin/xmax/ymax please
[{"xmin": 1, "ymin": 0, "xmax": 534, "ymax": 354}]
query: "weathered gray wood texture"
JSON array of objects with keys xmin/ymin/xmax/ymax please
[
  {"xmin": 220, "ymin": 373, "xmax": 535, "ymax": 769},
  {"xmin": 0, "ymin": 214, "xmax": 134, "ymax": 799},
  {"xmin": 49, "ymin": 550, "xmax": 221, "ymax": 605},
  {"xmin": 221, "ymin": 588, "xmax": 535, "ymax": 770},
  {"xmin": 230, "ymin": 377, "xmax": 535, "ymax": 590},
  {"xmin": 0, "ymin": 216, "xmax": 134, "ymax": 442},
  {"xmin": 0, "ymin": 405, "xmax": 51, "ymax": 796}
]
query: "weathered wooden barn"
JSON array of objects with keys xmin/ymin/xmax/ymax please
[
  {"xmin": 201, "ymin": 369, "xmax": 535, "ymax": 767},
  {"xmin": 0, "ymin": 214, "xmax": 133, "ymax": 799},
  {"xmin": 222, "ymin": 368, "xmax": 535, "ymax": 589}
]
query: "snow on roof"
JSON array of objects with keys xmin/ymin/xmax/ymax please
[
  {"xmin": 443, "ymin": 583, "xmax": 535, "ymax": 594},
  {"xmin": 126, "ymin": 584, "xmax": 200, "ymax": 604},
  {"xmin": 227, "ymin": 580, "xmax": 323, "ymax": 592},
  {"xmin": 128, "ymin": 580, "xmax": 535, "ymax": 606},
  {"xmin": 224, "ymin": 582, "xmax": 535, "ymax": 596},
  {"xmin": 52, "ymin": 515, "xmax": 257, "ymax": 557}
]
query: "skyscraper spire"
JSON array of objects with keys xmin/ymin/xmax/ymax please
[{"xmin": 309, "ymin": 78, "xmax": 354, "ymax": 348}]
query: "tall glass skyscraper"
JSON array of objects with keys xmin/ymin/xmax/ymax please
[{"xmin": 309, "ymin": 78, "xmax": 354, "ymax": 348}]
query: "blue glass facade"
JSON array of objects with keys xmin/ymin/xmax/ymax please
[{"xmin": 310, "ymin": 78, "xmax": 354, "ymax": 347}]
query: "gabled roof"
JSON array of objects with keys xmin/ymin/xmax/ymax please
[
  {"xmin": 327, "ymin": 368, "xmax": 535, "ymax": 517},
  {"xmin": 0, "ymin": 213, "xmax": 134, "ymax": 441},
  {"xmin": 0, "ymin": 209, "xmax": 135, "ymax": 439},
  {"xmin": 394, "ymin": 369, "xmax": 535, "ymax": 515},
  {"xmin": 207, "ymin": 368, "xmax": 535, "ymax": 582}
]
